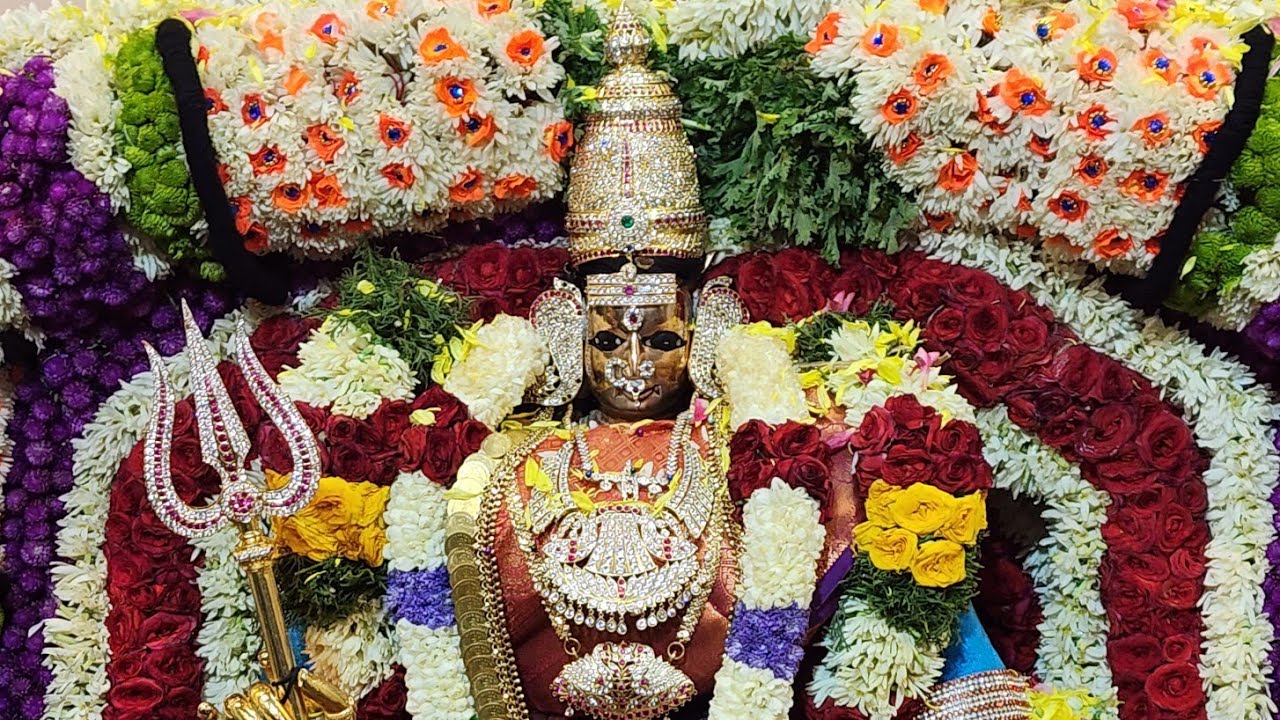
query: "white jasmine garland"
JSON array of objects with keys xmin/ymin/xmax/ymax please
[
  {"xmin": 920, "ymin": 229, "xmax": 1280, "ymax": 720},
  {"xmin": 304, "ymin": 599, "xmax": 399, "ymax": 699},
  {"xmin": 193, "ymin": 530, "xmax": 260, "ymax": 706},
  {"xmin": 54, "ymin": 37, "xmax": 131, "ymax": 213},
  {"xmin": 717, "ymin": 326, "xmax": 808, "ymax": 429},
  {"xmin": 736, "ymin": 479, "xmax": 825, "ymax": 609},
  {"xmin": 444, "ymin": 314, "xmax": 548, "ymax": 429},
  {"xmin": 383, "ymin": 471, "xmax": 449, "ymax": 572},
  {"xmin": 976, "ymin": 407, "xmax": 1116, "ymax": 715},
  {"xmin": 708, "ymin": 660, "xmax": 795, "ymax": 719},
  {"xmin": 809, "ymin": 598, "xmax": 945, "ymax": 720},
  {"xmin": 1212, "ymin": 230, "xmax": 1280, "ymax": 329},
  {"xmin": 278, "ymin": 319, "xmax": 417, "ymax": 420}
]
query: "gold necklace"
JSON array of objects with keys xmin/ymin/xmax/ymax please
[{"xmin": 506, "ymin": 414, "xmax": 732, "ymax": 720}]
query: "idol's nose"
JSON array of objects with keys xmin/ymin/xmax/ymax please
[{"xmin": 627, "ymin": 331, "xmax": 643, "ymax": 376}]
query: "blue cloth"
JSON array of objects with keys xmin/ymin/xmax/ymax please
[
  {"xmin": 289, "ymin": 625, "xmax": 310, "ymax": 669},
  {"xmin": 940, "ymin": 606, "xmax": 1005, "ymax": 682}
]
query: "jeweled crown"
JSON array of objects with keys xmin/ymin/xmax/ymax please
[{"xmin": 565, "ymin": 6, "xmax": 709, "ymax": 266}]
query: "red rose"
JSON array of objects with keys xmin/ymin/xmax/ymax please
[
  {"xmin": 370, "ymin": 400, "xmax": 412, "ymax": 442},
  {"xmin": 773, "ymin": 422, "xmax": 823, "ymax": 459},
  {"xmin": 1119, "ymin": 551, "xmax": 1171, "ymax": 585},
  {"xmin": 927, "ymin": 420, "xmax": 981, "ymax": 456},
  {"xmin": 470, "ymin": 296, "xmax": 503, "ymax": 322},
  {"xmin": 951, "ymin": 271, "xmax": 1004, "ymax": 304},
  {"xmin": 1076, "ymin": 402, "xmax": 1138, "ymax": 461},
  {"xmin": 1176, "ymin": 481, "xmax": 1209, "ymax": 514},
  {"xmin": 143, "ymin": 646, "xmax": 203, "ymax": 687},
  {"xmin": 359, "ymin": 666, "xmax": 410, "ymax": 719},
  {"xmin": 1102, "ymin": 510, "xmax": 1160, "ymax": 554},
  {"xmin": 506, "ymin": 247, "xmax": 543, "ymax": 292},
  {"xmin": 250, "ymin": 314, "xmax": 312, "ymax": 377},
  {"xmin": 1169, "ymin": 548, "xmax": 1207, "ymax": 580},
  {"xmin": 1101, "ymin": 564, "xmax": 1152, "ymax": 616},
  {"xmin": 881, "ymin": 445, "xmax": 935, "ymax": 487},
  {"xmin": 884, "ymin": 395, "xmax": 935, "ymax": 431},
  {"xmin": 460, "ymin": 243, "xmax": 509, "ymax": 292},
  {"xmin": 830, "ymin": 264, "xmax": 884, "ymax": 315},
  {"xmin": 296, "ymin": 402, "xmax": 330, "ymax": 433},
  {"xmin": 1146, "ymin": 662, "xmax": 1204, "ymax": 712},
  {"xmin": 537, "ymin": 247, "xmax": 570, "ymax": 278},
  {"xmin": 888, "ymin": 276, "xmax": 944, "ymax": 316},
  {"xmin": 217, "ymin": 363, "xmax": 265, "ymax": 432},
  {"xmin": 1159, "ymin": 577, "xmax": 1201, "ymax": 610},
  {"xmin": 420, "ymin": 425, "xmax": 462, "ymax": 481},
  {"xmin": 1156, "ymin": 505, "xmax": 1196, "ymax": 553},
  {"xmin": 734, "ymin": 255, "xmax": 783, "ymax": 323},
  {"xmin": 139, "ymin": 611, "xmax": 198, "ymax": 651},
  {"xmin": 397, "ymin": 426, "xmax": 429, "ymax": 473},
  {"xmin": 850, "ymin": 406, "xmax": 896, "ymax": 455},
  {"xmin": 329, "ymin": 445, "xmax": 375, "ymax": 483},
  {"xmin": 925, "ymin": 307, "xmax": 965, "ymax": 343},
  {"xmin": 1092, "ymin": 450, "xmax": 1148, "ymax": 495},
  {"xmin": 413, "ymin": 387, "xmax": 467, "ymax": 427},
  {"xmin": 1039, "ymin": 408, "xmax": 1087, "ymax": 451},
  {"xmin": 776, "ymin": 456, "xmax": 831, "ymax": 504},
  {"xmin": 130, "ymin": 511, "xmax": 179, "ymax": 557},
  {"xmin": 1048, "ymin": 345, "xmax": 1103, "ymax": 400},
  {"xmin": 1006, "ymin": 317, "xmax": 1050, "ymax": 355},
  {"xmin": 155, "ymin": 583, "xmax": 201, "ymax": 615},
  {"xmin": 1162, "ymin": 634, "xmax": 1197, "ymax": 663},
  {"xmin": 728, "ymin": 459, "xmax": 775, "ymax": 505},
  {"xmin": 105, "ymin": 650, "xmax": 145, "ymax": 685},
  {"xmin": 1109, "ymin": 633, "xmax": 1163, "ymax": 685},
  {"xmin": 255, "ymin": 423, "xmax": 295, "ymax": 474},
  {"xmin": 107, "ymin": 677, "xmax": 166, "ymax": 716},
  {"xmin": 455, "ymin": 420, "xmax": 491, "ymax": 461},
  {"xmin": 963, "ymin": 305, "xmax": 1010, "ymax": 351},
  {"xmin": 156, "ymin": 688, "xmax": 202, "ymax": 720},
  {"xmin": 935, "ymin": 454, "xmax": 992, "ymax": 494},
  {"xmin": 729, "ymin": 420, "xmax": 775, "ymax": 461},
  {"xmin": 324, "ymin": 415, "xmax": 364, "ymax": 445},
  {"xmin": 1136, "ymin": 412, "xmax": 1194, "ymax": 472}
]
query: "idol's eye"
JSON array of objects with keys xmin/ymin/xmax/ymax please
[
  {"xmin": 589, "ymin": 331, "xmax": 625, "ymax": 352},
  {"xmin": 643, "ymin": 331, "xmax": 686, "ymax": 352}
]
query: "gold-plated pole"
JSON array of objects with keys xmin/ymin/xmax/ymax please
[{"xmin": 235, "ymin": 523, "xmax": 310, "ymax": 720}]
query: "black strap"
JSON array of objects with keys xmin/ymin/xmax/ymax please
[
  {"xmin": 154, "ymin": 18, "xmax": 288, "ymax": 304},
  {"xmin": 271, "ymin": 663, "xmax": 305, "ymax": 704},
  {"xmin": 1111, "ymin": 26, "xmax": 1276, "ymax": 312}
]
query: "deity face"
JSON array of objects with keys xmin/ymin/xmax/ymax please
[{"xmin": 584, "ymin": 294, "xmax": 691, "ymax": 421}]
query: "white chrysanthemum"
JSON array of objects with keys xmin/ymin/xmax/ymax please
[
  {"xmin": 668, "ymin": 0, "xmax": 829, "ymax": 61},
  {"xmin": 827, "ymin": 323, "xmax": 877, "ymax": 363},
  {"xmin": 810, "ymin": 598, "xmax": 945, "ymax": 720},
  {"xmin": 1212, "ymin": 230, "xmax": 1280, "ymax": 329},
  {"xmin": 194, "ymin": 531, "xmax": 260, "ymax": 705},
  {"xmin": 738, "ymin": 479, "xmax": 824, "ymax": 609},
  {"xmin": 278, "ymin": 320, "xmax": 417, "ymax": 419},
  {"xmin": 444, "ymin": 314, "xmax": 548, "ymax": 428},
  {"xmin": 0, "ymin": 257, "xmax": 29, "ymax": 342},
  {"xmin": 383, "ymin": 472, "xmax": 450, "ymax": 572},
  {"xmin": 718, "ymin": 327, "xmax": 808, "ymax": 429},
  {"xmin": 398, "ymin": 622, "xmax": 475, "ymax": 720},
  {"xmin": 707, "ymin": 659, "xmax": 795, "ymax": 720},
  {"xmin": 305, "ymin": 600, "xmax": 399, "ymax": 699}
]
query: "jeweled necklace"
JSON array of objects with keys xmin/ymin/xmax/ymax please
[{"xmin": 508, "ymin": 409, "xmax": 732, "ymax": 720}]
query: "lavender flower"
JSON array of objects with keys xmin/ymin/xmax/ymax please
[
  {"xmin": 723, "ymin": 603, "xmax": 809, "ymax": 680},
  {"xmin": 386, "ymin": 567, "xmax": 455, "ymax": 630}
]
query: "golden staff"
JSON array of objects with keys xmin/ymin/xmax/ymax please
[{"xmin": 144, "ymin": 302, "xmax": 354, "ymax": 720}]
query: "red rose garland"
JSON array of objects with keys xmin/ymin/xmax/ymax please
[
  {"xmin": 423, "ymin": 243, "xmax": 570, "ymax": 321},
  {"xmin": 713, "ymin": 248, "xmax": 1212, "ymax": 720},
  {"xmin": 727, "ymin": 420, "xmax": 840, "ymax": 513},
  {"xmin": 849, "ymin": 395, "xmax": 991, "ymax": 496}
]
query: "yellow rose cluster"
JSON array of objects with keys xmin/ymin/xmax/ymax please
[
  {"xmin": 1028, "ymin": 687, "xmax": 1103, "ymax": 720},
  {"xmin": 853, "ymin": 479, "xmax": 987, "ymax": 588},
  {"xmin": 269, "ymin": 472, "xmax": 390, "ymax": 567}
]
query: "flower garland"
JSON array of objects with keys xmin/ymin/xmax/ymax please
[
  {"xmin": 382, "ymin": 470, "xmax": 477, "ymax": 720},
  {"xmin": 915, "ymin": 233, "xmax": 1280, "ymax": 720},
  {"xmin": 441, "ymin": 313, "xmax": 548, "ymax": 428},
  {"xmin": 708, "ymin": 478, "xmax": 825, "ymax": 720},
  {"xmin": 278, "ymin": 320, "xmax": 418, "ymax": 420},
  {"xmin": 666, "ymin": 0, "xmax": 828, "ymax": 61},
  {"xmin": 194, "ymin": 0, "xmax": 569, "ymax": 257},
  {"xmin": 807, "ymin": 0, "xmax": 1252, "ymax": 270},
  {"xmin": 976, "ymin": 406, "xmax": 1116, "ymax": 713},
  {"xmin": 717, "ymin": 323, "xmax": 809, "ymax": 429},
  {"xmin": 304, "ymin": 599, "xmax": 399, "ymax": 699},
  {"xmin": 424, "ymin": 242, "xmax": 571, "ymax": 321}
]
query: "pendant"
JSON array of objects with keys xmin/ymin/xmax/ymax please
[{"xmin": 552, "ymin": 642, "xmax": 696, "ymax": 720}]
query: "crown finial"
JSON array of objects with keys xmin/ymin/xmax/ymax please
[{"xmin": 604, "ymin": 5, "xmax": 650, "ymax": 67}]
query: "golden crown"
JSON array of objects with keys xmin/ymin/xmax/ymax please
[{"xmin": 564, "ymin": 6, "xmax": 709, "ymax": 266}]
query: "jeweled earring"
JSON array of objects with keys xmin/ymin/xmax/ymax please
[
  {"xmin": 530, "ymin": 279, "xmax": 587, "ymax": 406},
  {"xmin": 689, "ymin": 277, "xmax": 749, "ymax": 399}
]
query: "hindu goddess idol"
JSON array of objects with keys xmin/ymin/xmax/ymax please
[{"xmin": 391, "ymin": 8, "xmax": 1037, "ymax": 720}]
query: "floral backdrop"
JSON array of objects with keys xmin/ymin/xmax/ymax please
[{"xmin": 0, "ymin": 1, "xmax": 1278, "ymax": 720}]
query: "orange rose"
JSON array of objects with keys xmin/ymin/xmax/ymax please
[
  {"xmin": 271, "ymin": 183, "xmax": 309, "ymax": 214},
  {"xmin": 1047, "ymin": 191, "xmax": 1087, "ymax": 222},
  {"xmin": 494, "ymin": 174, "xmax": 537, "ymax": 200},
  {"xmin": 1133, "ymin": 113, "xmax": 1172, "ymax": 148},
  {"xmin": 1076, "ymin": 104, "xmax": 1113, "ymax": 140},
  {"xmin": 1075, "ymin": 155, "xmax": 1108, "ymax": 186},
  {"xmin": 243, "ymin": 222, "xmax": 269, "ymax": 253},
  {"xmin": 1184, "ymin": 56, "xmax": 1230, "ymax": 101},
  {"xmin": 335, "ymin": 70, "xmax": 361, "ymax": 106},
  {"xmin": 248, "ymin": 145, "xmax": 286, "ymax": 176},
  {"xmin": 938, "ymin": 151, "xmax": 978, "ymax": 193},
  {"xmin": 241, "ymin": 94, "xmax": 269, "ymax": 128},
  {"xmin": 1118, "ymin": 0, "xmax": 1164, "ymax": 30},
  {"xmin": 544, "ymin": 120, "xmax": 574, "ymax": 162},
  {"xmin": 1077, "ymin": 48, "xmax": 1117, "ymax": 84},
  {"xmin": 806, "ymin": 12, "xmax": 841, "ymax": 55},
  {"xmin": 230, "ymin": 197, "xmax": 253, "ymax": 235},
  {"xmin": 310, "ymin": 12, "xmax": 346, "ymax": 45},
  {"xmin": 309, "ymin": 172, "xmax": 348, "ymax": 209},
  {"xmin": 919, "ymin": 0, "xmax": 947, "ymax": 14},
  {"xmin": 420, "ymin": 27, "xmax": 467, "ymax": 64},
  {"xmin": 478, "ymin": 0, "xmax": 510, "ymax": 17},
  {"xmin": 998, "ymin": 68, "xmax": 1051, "ymax": 116},
  {"xmin": 379, "ymin": 114, "xmax": 411, "ymax": 148},
  {"xmin": 458, "ymin": 114, "xmax": 497, "ymax": 147},
  {"xmin": 205, "ymin": 88, "xmax": 227, "ymax": 116},
  {"xmin": 365, "ymin": 0, "xmax": 398, "ymax": 19},
  {"xmin": 981, "ymin": 8, "xmax": 1001, "ymax": 35},
  {"xmin": 306, "ymin": 124, "xmax": 345, "ymax": 163},
  {"xmin": 1120, "ymin": 170, "xmax": 1169, "ymax": 204},
  {"xmin": 881, "ymin": 89, "xmax": 918, "ymax": 125},
  {"xmin": 506, "ymin": 30, "xmax": 545, "ymax": 66},
  {"xmin": 1141, "ymin": 49, "xmax": 1180, "ymax": 84},
  {"xmin": 450, "ymin": 169, "xmax": 485, "ymax": 204},
  {"xmin": 284, "ymin": 66, "xmax": 310, "ymax": 96},
  {"xmin": 886, "ymin": 133, "xmax": 923, "ymax": 165},
  {"xmin": 381, "ymin": 163, "xmax": 415, "ymax": 190},
  {"xmin": 1093, "ymin": 229, "xmax": 1133, "ymax": 259},
  {"xmin": 1194, "ymin": 120, "xmax": 1222, "ymax": 154}
]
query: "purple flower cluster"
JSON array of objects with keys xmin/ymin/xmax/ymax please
[
  {"xmin": 723, "ymin": 603, "xmax": 809, "ymax": 680},
  {"xmin": 386, "ymin": 566, "xmax": 455, "ymax": 630},
  {"xmin": 1244, "ymin": 301, "xmax": 1280, "ymax": 363},
  {"xmin": 0, "ymin": 56, "xmax": 233, "ymax": 719}
]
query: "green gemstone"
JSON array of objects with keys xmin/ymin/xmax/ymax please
[{"xmin": 620, "ymin": 214, "xmax": 635, "ymax": 229}]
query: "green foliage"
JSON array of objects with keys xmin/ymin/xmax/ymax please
[
  {"xmin": 659, "ymin": 38, "xmax": 916, "ymax": 260},
  {"xmin": 831, "ymin": 551, "xmax": 981, "ymax": 650},
  {"xmin": 793, "ymin": 301, "xmax": 895, "ymax": 364},
  {"xmin": 328, "ymin": 247, "xmax": 471, "ymax": 381},
  {"xmin": 540, "ymin": 0, "xmax": 609, "ymax": 118},
  {"xmin": 115, "ymin": 29, "xmax": 213, "ymax": 276},
  {"xmin": 1168, "ymin": 231, "xmax": 1253, "ymax": 315},
  {"xmin": 1234, "ymin": 206, "xmax": 1280, "ymax": 245},
  {"xmin": 276, "ymin": 554, "xmax": 387, "ymax": 629}
]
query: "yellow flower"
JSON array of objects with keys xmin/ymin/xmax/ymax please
[
  {"xmin": 356, "ymin": 279, "xmax": 376, "ymax": 295},
  {"xmin": 1029, "ymin": 688, "xmax": 1102, "ymax": 720},
  {"xmin": 273, "ymin": 474, "xmax": 389, "ymax": 566},
  {"xmin": 938, "ymin": 491, "xmax": 987, "ymax": 545},
  {"xmin": 889, "ymin": 482, "xmax": 958, "ymax": 535},
  {"xmin": 742, "ymin": 321, "xmax": 797, "ymax": 354},
  {"xmin": 864, "ymin": 479, "xmax": 899, "ymax": 527},
  {"xmin": 853, "ymin": 521, "xmax": 883, "ymax": 549},
  {"xmin": 410, "ymin": 408, "xmax": 438, "ymax": 426},
  {"xmin": 867, "ymin": 528, "xmax": 919, "ymax": 572},
  {"xmin": 910, "ymin": 540, "xmax": 967, "ymax": 588}
]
